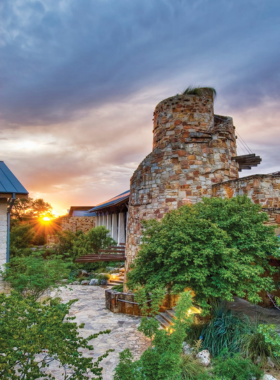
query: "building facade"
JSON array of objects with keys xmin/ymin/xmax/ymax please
[
  {"xmin": 89, "ymin": 190, "xmax": 129, "ymax": 245},
  {"xmin": 125, "ymin": 89, "xmax": 280, "ymax": 280}
]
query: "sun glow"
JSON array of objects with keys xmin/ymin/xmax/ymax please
[{"xmin": 42, "ymin": 216, "xmax": 51, "ymax": 221}]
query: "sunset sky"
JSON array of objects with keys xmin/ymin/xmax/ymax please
[{"xmin": 1, "ymin": 0, "xmax": 280, "ymax": 216}]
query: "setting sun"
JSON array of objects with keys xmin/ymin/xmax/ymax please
[{"xmin": 42, "ymin": 216, "xmax": 51, "ymax": 221}]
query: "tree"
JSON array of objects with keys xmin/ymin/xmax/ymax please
[
  {"xmin": 0, "ymin": 292, "xmax": 113, "ymax": 380},
  {"xmin": 1, "ymin": 253, "xmax": 72, "ymax": 300},
  {"xmin": 11, "ymin": 198, "xmax": 53, "ymax": 222},
  {"xmin": 127, "ymin": 196, "xmax": 280, "ymax": 311}
]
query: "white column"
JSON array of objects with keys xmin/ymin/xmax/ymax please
[
  {"xmin": 118, "ymin": 212, "xmax": 125, "ymax": 245},
  {"xmin": 112, "ymin": 214, "xmax": 118, "ymax": 242},
  {"xmin": 102, "ymin": 214, "xmax": 106, "ymax": 226},
  {"xmin": 0, "ymin": 198, "xmax": 8, "ymax": 293}
]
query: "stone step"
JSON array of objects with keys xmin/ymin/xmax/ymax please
[
  {"xmin": 107, "ymin": 281, "xmax": 123, "ymax": 286},
  {"xmin": 108, "ymin": 279, "xmax": 123, "ymax": 285},
  {"xmin": 155, "ymin": 315, "xmax": 170, "ymax": 330},
  {"xmin": 165, "ymin": 308, "xmax": 176, "ymax": 319},
  {"xmin": 160, "ymin": 311, "xmax": 174, "ymax": 325}
]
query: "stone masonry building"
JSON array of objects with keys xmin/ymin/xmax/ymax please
[{"xmin": 125, "ymin": 88, "xmax": 280, "ymax": 279}]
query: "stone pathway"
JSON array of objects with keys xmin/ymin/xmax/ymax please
[{"xmin": 47, "ymin": 285, "xmax": 150, "ymax": 380}]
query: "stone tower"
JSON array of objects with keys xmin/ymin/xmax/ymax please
[{"xmin": 125, "ymin": 89, "xmax": 239, "ymax": 275}]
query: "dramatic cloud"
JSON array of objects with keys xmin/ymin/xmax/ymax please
[{"xmin": 1, "ymin": 0, "xmax": 279, "ymax": 214}]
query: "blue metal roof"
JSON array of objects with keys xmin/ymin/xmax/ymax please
[
  {"xmin": 89, "ymin": 190, "xmax": 130, "ymax": 212},
  {"xmin": 0, "ymin": 161, "xmax": 28, "ymax": 195},
  {"xmin": 72, "ymin": 210, "xmax": 96, "ymax": 217}
]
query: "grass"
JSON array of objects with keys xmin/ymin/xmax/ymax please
[
  {"xmin": 201, "ymin": 302, "xmax": 250, "ymax": 357},
  {"xmin": 182, "ymin": 86, "xmax": 217, "ymax": 97},
  {"xmin": 240, "ymin": 319, "xmax": 280, "ymax": 368}
]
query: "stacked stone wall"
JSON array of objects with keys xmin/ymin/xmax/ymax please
[
  {"xmin": 61, "ymin": 216, "xmax": 96, "ymax": 234},
  {"xmin": 212, "ymin": 174, "xmax": 280, "ymax": 230},
  {"xmin": 126, "ymin": 89, "xmax": 239, "ymax": 270},
  {"xmin": 47, "ymin": 216, "xmax": 96, "ymax": 246}
]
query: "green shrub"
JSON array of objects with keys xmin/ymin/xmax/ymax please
[
  {"xmin": 128, "ymin": 196, "xmax": 279, "ymax": 313},
  {"xmin": 74, "ymin": 226, "xmax": 116, "ymax": 257},
  {"xmin": 182, "ymin": 86, "xmax": 216, "ymax": 97},
  {"xmin": 172, "ymin": 354, "xmax": 207, "ymax": 380},
  {"xmin": 212, "ymin": 351, "xmax": 263, "ymax": 380},
  {"xmin": 185, "ymin": 323, "xmax": 206, "ymax": 346},
  {"xmin": 9, "ymin": 223, "xmax": 35, "ymax": 257},
  {"xmin": 1, "ymin": 253, "xmax": 71, "ymax": 300},
  {"xmin": 114, "ymin": 291, "xmax": 194, "ymax": 380},
  {"xmin": 112, "ymin": 284, "xmax": 124, "ymax": 292},
  {"xmin": 201, "ymin": 302, "xmax": 249, "ymax": 357},
  {"xmin": 0, "ymin": 292, "xmax": 113, "ymax": 380},
  {"xmin": 241, "ymin": 322, "xmax": 280, "ymax": 367}
]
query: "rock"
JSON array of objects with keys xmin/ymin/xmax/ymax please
[
  {"xmin": 89, "ymin": 279, "xmax": 99, "ymax": 286},
  {"xmin": 81, "ymin": 280, "xmax": 89, "ymax": 285},
  {"xmin": 100, "ymin": 279, "xmax": 108, "ymax": 285},
  {"xmin": 267, "ymin": 357, "xmax": 275, "ymax": 368},
  {"xmin": 71, "ymin": 281, "xmax": 80, "ymax": 285},
  {"xmin": 263, "ymin": 375, "xmax": 278, "ymax": 380},
  {"xmin": 182, "ymin": 342, "xmax": 193, "ymax": 355},
  {"xmin": 80, "ymin": 270, "xmax": 88, "ymax": 276},
  {"xmin": 196, "ymin": 350, "xmax": 211, "ymax": 367}
]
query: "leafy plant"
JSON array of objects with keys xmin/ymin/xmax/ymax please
[
  {"xmin": 0, "ymin": 292, "xmax": 113, "ymax": 380},
  {"xmin": 74, "ymin": 226, "xmax": 116, "ymax": 258},
  {"xmin": 240, "ymin": 320, "xmax": 280, "ymax": 368},
  {"xmin": 182, "ymin": 86, "xmax": 216, "ymax": 97},
  {"xmin": 114, "ymin": 291, "xmax": 194, "ymax": 380},
  {"xmin": 1, "ymin": 253, "xmax": 71, "ymax": 300},
  {"xmin": 258, "ymin": 324, "xmax": 280, "ymax": 358},
  {"xmin": 201, "ymin": 302, "xmax": 250, "ymax": 357},
  {"xmin": 212, "ymin": 351, "xmax": 263, "ymax": 380},
  {"xmin": 185, "ymin": 323, "xmax": 206, "ymax": 346},
  {"xmin": 175, "ymin": 354, "xmax": 206, "ymax": 380},
  {"xmin": 128, "ymin": 196, "xmax": 279, "ymax": 313},
  {"xmin": 112, "ymin": 284, "xmax": 124, "ymax": 292}
]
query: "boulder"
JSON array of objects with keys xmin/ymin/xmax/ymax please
[
  {"xmin": 100, "ymin": 279, "xmax": 108, "ymax": 285},
  {"xmin": 182, "ymin": 342, "xmax": 193, "ymax": 355},
  {"xmin": 81, "ymin": 280, "xmax": 89, "ymax": 285},
  {"xmin": 80, "ymin": 270, "xmax": 89, "ymax": 277},
  {"xmin": 196, "ymin": 350, "xmax": 211, "ymax": 367},
  {"xmin": 263, "ymin": 375, "xmax": 278, "ymax": 380},
  {"xmin": 89, "ymin": 279, "xmax": 99, "ymax": 286},
  {"xmin": 71, "ymin": 281, "xmax": 80, "ymax": 285},
  {"xmin": 267, "ymin": 357, "xmax": 275, "ymax": 368}
]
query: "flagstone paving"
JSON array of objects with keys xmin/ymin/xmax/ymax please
[{"xmin": 47, "ymin": 285, "xmax": 150, "ymax": 380}]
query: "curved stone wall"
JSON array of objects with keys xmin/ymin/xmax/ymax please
[{"xmin": 125, "ymin": 89, "xmax": 239, "ymax": 273}]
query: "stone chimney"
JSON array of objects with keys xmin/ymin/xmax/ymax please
[{"xmin": 124, "ymin": 89, "xmax": 239, "ymax": 284}]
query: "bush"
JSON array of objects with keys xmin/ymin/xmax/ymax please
[
  {"xmin": 0, "ymin": 292, "xmax": 113, "ymax": 380},
  {"xmin": 114, "ymin": 291, "xmax": 194, "ymax": 380},
  {"xmin": 172, "ymin": 354, "xmax": 207, "ymax": 380},
  {"xmin": 1, "ymin": 253, "xmax": 71, "ymax": 300},
  {"xmin": 241, "ymin": 322, "xmax": 280, "ymax": 368},
  {"xmin": 201, "ymin": 302, "xmax": 250, "ymax": 357},
  {"xmin": 112, "ymin": 284, "xmax": 124, "ymax": 292},
  {"xmin": 53, "ymin": 229, "xmax": 83, "ymax": 259},
  {"xmin": 74, "ymin": 226, "xmax": 116, "ymax": 257},
  {"xmin": 128, "ymin": 196, "xmax": 279, "ymax": 312},
  {"xmin": 212, "ymin": 351, "xmax": 263, "ymax": 380},
  {"xmin": 9, "ymin": 223, "xmax": 35, "ymax": 257}
]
